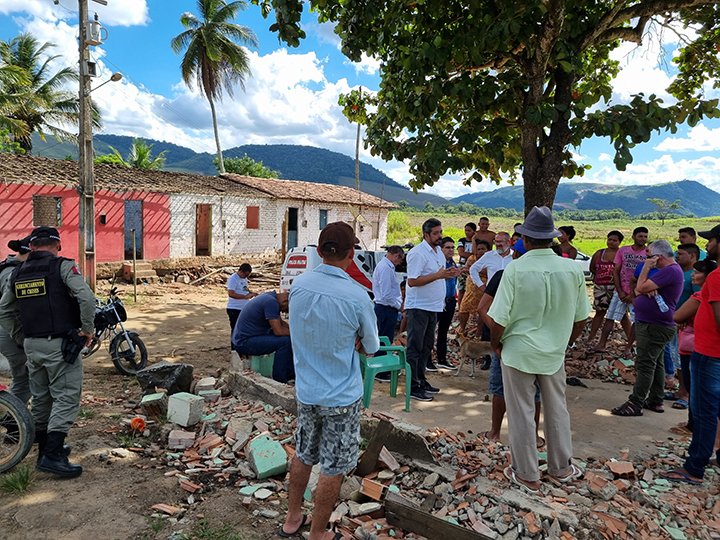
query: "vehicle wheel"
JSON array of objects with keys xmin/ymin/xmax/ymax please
[
  {"xmin": 110, "ymin": 333, "xmax": 148, "ymax": 376},
  {"xmin": 0, "ymin": 391, "xmax": 34, "ymax": 473}
]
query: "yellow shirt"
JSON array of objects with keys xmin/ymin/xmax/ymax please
[{"xmin": 487, "ymin": 249, "xmax": 590, "ymax": 375}]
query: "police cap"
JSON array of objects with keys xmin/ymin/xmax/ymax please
[
  {"xmin": 7, "ymin": 234, "xmax": 32, "ymax": 253},
  {"xmin": 29, "ymin": 226, "xmax": 61, "ymax": 244}
]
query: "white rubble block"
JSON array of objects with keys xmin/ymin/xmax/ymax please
[
  {"xmin": 167, "ymin": 392, "xmax": 204, "ymax": 427},
  {"xmin": 168, "ymin": 429, "xmax": 196, "ymax": 450}
]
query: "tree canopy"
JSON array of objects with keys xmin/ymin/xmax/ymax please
[
  {"xmin": 98, "ymin": 138, "xmax": 168, "ymax": 170},
  {"xmin": 0, "ymin": 33, "xmax": 101, "ymax": 152},
  {"xmin": 171, "ymin": 0, "xmax": 258, "ymax": 174},
  {"xmin": 255, "ymin": 0, "xmax": 720, "ymax": 214},
  {"xmin": 215, "ymin": 153, "xmax": 280, "ymax": 177}
]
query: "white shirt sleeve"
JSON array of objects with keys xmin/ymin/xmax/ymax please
[{"xmin": 469, "ymin": 256, "xmax": 484, "ymax": 286}]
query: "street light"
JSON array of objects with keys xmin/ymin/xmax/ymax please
[{"xmin": 84, "ymin": 72, "xmax": 122, "ymax": 96}]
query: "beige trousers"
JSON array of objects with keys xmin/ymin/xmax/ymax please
[{"xmin": 501, "ymin": 361, "xmax": 573, "ymax": 482}]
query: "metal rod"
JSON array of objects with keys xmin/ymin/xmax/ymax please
[{"xmin": 132, "ymin": 228, "xmax": 137, "ymax": 303}]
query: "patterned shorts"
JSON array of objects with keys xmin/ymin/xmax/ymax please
[
  {"xmin": 606, "ymin": 290, "xmax": 635, "ymax": 322},
  {"xmin": 593, "ymin": 284, "xmax": 615, "ymax": 311},
  {"xmin": 294, "ymin": 398, "xmax": 362, "ymax": 476}
]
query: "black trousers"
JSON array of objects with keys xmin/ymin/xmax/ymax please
[
  {"xmin": 436, "ymin": 297, "xmax": 456, "ymax": 363},
  {"xmin": 406, "ymin": 309, "xmax": 437, "ymax": 391},
  {"xmin": 227, "ymin": 308, "xmax": 241, "ymax": 331}
]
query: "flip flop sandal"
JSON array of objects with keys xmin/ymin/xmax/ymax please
[
  {"xmin": 643, "ymin": 401, "xmax": 665, "ymax": 413},
  {"xmin": 278, "ymin": 515, "xmax": 311, "ymax": 537},
  {"xmin": 553, "ymin": 464, "xmax": 583, "ymax": 484},
  {"xmin": 536, "ymin": 436, "xmax": 546, "ymax": 449},
  {"xmin": 672, "ymin": 399, "xmax": 689, "ymax": 410},
  {"xmin": 660, "ymin": 470, "xmax": 702, "ymax": 485},
  {"xmin": 664, "ymin": 392, "xmax": 676, "ymax": 401},
  {"xmin": 611, "ymin": 401, "xmax": 643, "ymax": 417},
  {"xmin": 503, "ymin": 466, "xmax": 540, "ymax": 494},
  {"xmin": 669, "ymin": 425, "xmax": 693, "ymax": 436}
]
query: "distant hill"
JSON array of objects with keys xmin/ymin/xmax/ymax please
[
  {"xmin": 451, "ymin": 180, "xmax": 720, "ymax": 218},
  {"xmin": 30, "ymin": 134, "xmax": 449, "ymax": 209}
]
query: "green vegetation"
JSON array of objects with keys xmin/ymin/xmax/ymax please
[
  {"xmin": 647, "ymin": 198, "xmax": 682, "ymax": 225},
  {"xmin": 0, "ymin": 33, "xmax": 101, "ymax": 152},
  {"xmin": 0, "ymin": 128, "xmax": 23, "ymax": 154},
  {"xmin": 171, "ymin": 0, "xmax": 258, "ymax": 174},
  {"xmin": 147, "ymin": 516, "xmax": 165, "ymax": 533},
  {"xmin": 262, "ymin": 1, "xmax": 720, "ymax": 213},
  {"xmin": 0, "ymin": 464, "xmax": 34, "ymax": 494},
  {"xmin": 215, "ymin": 153, "xmax": 279, "ymax": 177},
  {"xmin": 77, "ymin": 407, "xmax": 95, "ymax": 420},
  {"xmin": 180, "ymin": 518, "xmax": 243, "ymax": 540},
  {"xmin": 388, "ymin": 210, "xmax": 719, "ymax": 257},
  {"xmin": 96, "ymin": 138, "xmax": 168, "ymax": 170}
]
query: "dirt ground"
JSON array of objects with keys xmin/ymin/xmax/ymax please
[{"xmin": 0, "ymin": 279, "xmax": 692, "ymax": 540}]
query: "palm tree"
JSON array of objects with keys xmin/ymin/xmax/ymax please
[
  {"xmin": 170, "ymin": 0, "xmax": 258, "ymax": 174},
  {"xmin": 106, "ymin": 138, "xmax": 168, "ymax": 170},
  {"xmin": 0, "ymin": 33, "xmax": 101, "ymax": 152}
]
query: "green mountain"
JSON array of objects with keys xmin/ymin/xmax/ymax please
[
  {"xmin": 30, "ymin": 134, "xmax": 449, "ymax": 208},
  {"xmin": 451, "ymin": 180, "xmax": 720, "ymax": 218}
]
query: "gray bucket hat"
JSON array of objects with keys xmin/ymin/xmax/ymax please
[{"xmin": 515, "ymin": 206, "xmax": 561, "ymax": 239}]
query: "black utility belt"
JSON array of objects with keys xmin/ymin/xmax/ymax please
[{"xmin": 27, "ymin": 333, "xmax": 68, "ymax": 340}]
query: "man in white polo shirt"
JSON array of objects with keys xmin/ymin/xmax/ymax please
[
  {"xmin": 469, "ymin": 232, "xmax": 514, "ymax": 292},
  {"xmin": 405, "ymin": 218, "xmax": 461, "ymax": 401}
]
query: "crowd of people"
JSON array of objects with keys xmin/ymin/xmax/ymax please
[{"xmin": 2, "ymin": 212, "xmax": 718, "ymax": 540}]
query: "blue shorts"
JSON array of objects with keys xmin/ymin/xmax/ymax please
[
  {"xmin": 489, "ymin": 352, "xmax": 540, "ymax": 402},
  {"xmin": 294, "ymin": 398, "xmax": 362, "ymax": 476}
]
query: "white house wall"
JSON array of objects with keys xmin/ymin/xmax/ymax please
[
  {"xmin": 169, "ymin": 194, "xmax": 278, "ymax": 257},
  {"xmin": 275, "ymin": 201, "xmax": 388, "ymax": 250}
]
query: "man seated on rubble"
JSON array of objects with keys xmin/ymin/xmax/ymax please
[{"xmin": 231, "ymin": 290, "xmax": 293, "ymax": 383}]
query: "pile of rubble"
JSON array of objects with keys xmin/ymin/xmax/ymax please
[{"xmin": 104, "ymin": 363, "xmax": 720, "ymax": 540}]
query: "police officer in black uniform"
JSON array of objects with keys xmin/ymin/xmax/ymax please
[{"xmin": 0, "ymin": 226, "xmax": 95, "ymax": 477}]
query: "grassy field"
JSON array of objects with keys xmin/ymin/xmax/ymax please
[{"xmin": 387, "ymin": 211, "xmax": 720, "ymax": 256}]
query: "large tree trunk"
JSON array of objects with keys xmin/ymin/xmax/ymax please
[{"xmin": 208, "ymin": 96, "xmax": 225, "ymax": 174}]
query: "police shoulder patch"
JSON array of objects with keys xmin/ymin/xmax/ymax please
[{"xmin": 72, "ymin": 266, "xmax": 81, "ymax": 275}]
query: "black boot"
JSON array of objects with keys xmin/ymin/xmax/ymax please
[
  {"xmin": 36, "ymin": 431, "xmax": 82, "ymax": 477},
  {"xmin": 35, "ymin": 430, "xmax": 70, "ymax": 461}
]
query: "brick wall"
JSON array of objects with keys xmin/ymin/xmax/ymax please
[
  {"xmin": 275, "ymin": 202, "xmax": 388, "ymax": 249},
  {"xmin": 169, "ymin": 194, "xmax": 278, "ymax": 258}
]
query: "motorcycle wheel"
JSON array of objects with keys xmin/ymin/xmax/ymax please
[
  {"xmin": 110, "ymin": 333, "xmax": 148, "ymax": 376},
  {"xmin": 0, "ymin": 391, "xmax": 35, "ymax": 473}
]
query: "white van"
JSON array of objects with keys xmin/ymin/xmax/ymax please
[{"xmin": 280, "ymin": 245, "xmax": 408, "ymax": 294}]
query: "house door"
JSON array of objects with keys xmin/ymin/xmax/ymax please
[
  {"xmin": 196, "ymin": 204, "xmax": 212, "ymax": 256},
  {"xmin": 287, "ymin": 207, "xmax": 298, "ymax": 249},
  {"xmin": 124, "ymin": 200, "xmax": 143, "ymax": 260}
]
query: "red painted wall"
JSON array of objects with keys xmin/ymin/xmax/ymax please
[{"xmin": 0, "ymin": 184, "xmax": 170, "ymax": 263}]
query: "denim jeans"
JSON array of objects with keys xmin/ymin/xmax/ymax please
[
  {"xmin": 234, "ymin": 334, "xmax": 294, "ymax": 383},
  {"xmin": 683, "ymin": 352, "xmax": 720, "ymax": 479},
  {"xmin": 435, "ymin": 297, "xmax": 456, "ymax": 362},
  {"xmin": 374, "ymin": 304, "xmax": 398, "ymax": 348},
  {"xmin": 680, "ymin": 353, "xmax": 694, "ymax": 432},
  {"xmin": 663, "ymin": 329, "xmax": 679, "ymax": 377}
]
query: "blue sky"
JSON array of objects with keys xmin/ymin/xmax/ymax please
[{"xmin": 2, "ymin": 0, "xmax": 720, "ymax": 199}]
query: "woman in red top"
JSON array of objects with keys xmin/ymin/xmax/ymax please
[
  {"xmin": 588, "ymin": 231, "xmax": 623, "ymax": 345},
  {"xmin": 670, "ymin": 258, "xmax": 718, "ymax": 435}
]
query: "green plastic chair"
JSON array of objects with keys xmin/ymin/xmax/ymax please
[{"xmin": 360, "ymin": 337, "xmax": 411, "ymax": 412}]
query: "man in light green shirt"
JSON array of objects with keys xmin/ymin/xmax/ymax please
[{"xmin": 488, "ymin": 206, "xmax": 590, "ymax": 494}]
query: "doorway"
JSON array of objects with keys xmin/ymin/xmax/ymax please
[
  {"xmin": 124, "ymin": 200, "xmax": 143, "ymax": 260},
  {"xmin": 196, "ymin": 204, "xmax": 212, "ymax": 256},
  {"xmin": 287, "ymin": 207, "xmax": 298, "ymax": 249}
]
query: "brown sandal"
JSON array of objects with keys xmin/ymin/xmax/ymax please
[{"xmin": 611, "ymin": 401, "xmax": 643, "ymax": 416}]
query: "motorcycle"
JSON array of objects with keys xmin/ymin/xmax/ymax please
[
  {"xmin": 83, "ymin": 286, "xmax": 147, "ymax": 376},
  {"xmin": 0, "ymin": 383, "xmax": 34, "ymax": 473}
]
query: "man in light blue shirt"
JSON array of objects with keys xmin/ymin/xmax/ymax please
[
  {"xmin": 282, "ymin": 222, "xmax": 379, "ymax": 540},
  {"xmin": 372, "ymin": 245, "xmax": 404, "ymax": 382}
]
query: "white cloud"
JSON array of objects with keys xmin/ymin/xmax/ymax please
[
  {"xmin": 654, "ymin": 124, "xmax": 720, "ymax": 152},
  {"xmin": 308, "ymin": 21, "xmax": 341, "ymax": 49},
  {"xmin": 608, "ymin": 40, "xmax": 674, "ymax": 105},
  {"xmin": 1, "ymin": 0, "xmax": 149, "ymax": 27},
  {"xmin": 598, "ymin": 153, "xmax": 612, "ymax": 162},
  {"xmin": 347, "ymin": 52, "xmax": 381, "ymax": 76},
  {"xmin": 587, "ymin": 154, "xmax": 720, "ymax": 193}
]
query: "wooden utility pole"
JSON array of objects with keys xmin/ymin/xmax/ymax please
[
  {"xmin": 78, "ymin": 0, "xmax": 96, "ymax": 290},
  {"xmin": 354, "ymin": 87, "xmax": 362, "ymax": 237}
]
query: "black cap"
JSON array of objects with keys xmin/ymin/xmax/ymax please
[
  {"xmin": 29, "ymin": 226, "xmax": 61, "ymax": 243},
  {"xmin": 698, "ymin": 224, "xmax": 720, "ymax": 240},
  {"xmin": 7, "ymin": 234, "xmax": 32, "ymax": 253}
]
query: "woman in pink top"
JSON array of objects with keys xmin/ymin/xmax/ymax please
[{"xmin": 588, "ymin": 231, "xmax": 623, "ymax": 343}]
